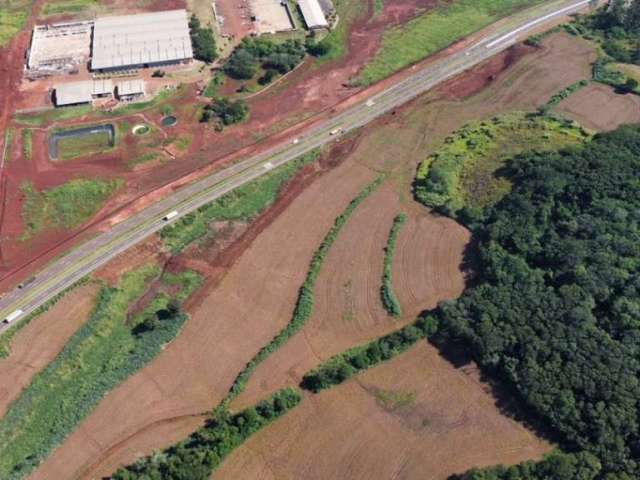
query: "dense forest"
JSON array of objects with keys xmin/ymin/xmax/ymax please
[{"xmin": 433, "ymin": 125, "xmax": 640, "ymax": 479}]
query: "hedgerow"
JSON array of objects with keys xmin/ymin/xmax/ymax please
[
  {"xmin": 220, "ymin": 176, "xmax": 385, "ymax": 409},
  {"xmin": 301, "ymin": 315, "xmax": 439, "ymax": 392},
  {"xmin": 111, "ymin": 388, "xmax": 302, "ymax": 480},
  {"xmin": 381, "ymin": 213, "xmax": 407, "ymax": 317}
]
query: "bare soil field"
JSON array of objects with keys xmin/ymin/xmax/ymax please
[
  {"xmin": 556, "ymin": 82, "xmax": 640, "ymax": 131},
  {"xmin": 218, "ymin": 343, "xmax": 551, "ymax": 480},
  {"xmin": 0, "ymin": 282, "xmax": 100, "ymax": 418},
  {"xmin": 28, "ymin": 32, "xmax": 598, "ymax": 479}
]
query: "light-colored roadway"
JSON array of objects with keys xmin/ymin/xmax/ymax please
[{"xmin": 0, "ymin": 0, "xmax": 592, "ymax": 332}]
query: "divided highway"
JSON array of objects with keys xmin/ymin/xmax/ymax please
[{"xmin": 0, "ymin": 0, "xmax": 592, "ymax": 332}]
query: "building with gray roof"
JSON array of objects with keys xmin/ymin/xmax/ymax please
[
  {"xmin": 91, "ymin": 9, "xmax": 193, "ymax": 71},
  {"xmin": 298, "ymin": 0, "xmax": 329, "ymax": 30}
]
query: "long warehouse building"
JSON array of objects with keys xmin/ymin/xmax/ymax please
[{"xmin": 91, "ymin": 9, "xmax": 193, "ymax": 71}]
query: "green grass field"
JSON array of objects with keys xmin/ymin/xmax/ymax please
[
  {"xmin": 56, "ymin": 130, "xmax": 114, "ymax": 160},
  {"xmin": 21, "ymin": 129, "xmax": 32, "ymax": 160},
  {"xmin": 357, "ymin": 0, "xmax": 547, "ymax": 86},
  {"xmin": 161, "ymin": 150, "xmax": 319, "ymax": 253},
  {"xmin": 415, "ymin": 112, "xmax": 590, "ymax": 215},
  {"xmin": 41, "ymin": 0, "xmax": 96, "ymax": 16},
  {"xmin": 0, "ymin": 266, "xmax": 201, "ymax": 479},
  {"xmin": 21, "ymin": 178, "xmax": 122, "ymax": 239},
  {"xmin": 14, "ymin": 105, "xmax": 92, "ymax": 127},
  {"xmin": 0, "ymin": 0, "xmax": 30, "ymax": 46}
]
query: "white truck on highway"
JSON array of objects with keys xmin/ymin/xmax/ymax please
[
  {"xmin": 4, "ymin": 309, "xmax": 23, "ymax": 324},
  {"xmin": 163, "ymin": 210, "xmax": 179, "ymax": 221},
  {"xmin": 330, "ymin": 127, "xmax": 343, "ymax": 136}
]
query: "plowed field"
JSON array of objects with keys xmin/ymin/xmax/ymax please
[{"xmin": 218, "ymin": 343, "xmax": 551, "ymax": 480}]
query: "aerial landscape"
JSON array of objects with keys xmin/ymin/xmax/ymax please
[{"xmin": 0, "ymin": 0, "xmax": 639, "ymax": 479}]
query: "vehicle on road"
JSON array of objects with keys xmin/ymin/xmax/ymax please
[
  {"xmin": 163, "ymin": 211, "xmax": 179, "ymax": 221},
  {"xmin": 330, "ymin": 128, "xmax": 343, "ymax": 136},
  {"xmin": 4, "ymin": 309, "xmax": 23, "ymax": 324}
]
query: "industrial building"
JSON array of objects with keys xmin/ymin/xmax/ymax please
[
  {"xmin": 91, "ymin": 9, "xmax": 193, "ymax": 71},
  {"xmin": 27, "ymin": 21, "xmax": 92, "ymax": 78},
  {"xmin": 298, "ymin": 0, "xmax": 329, "ymax": 30},
  {"xmin": 116, "ymin": 79, "xmax": 146, "ymax": 101},
  {"xmin": 54, "ymin": 79, "xmax": 114, "ymax": 106}
]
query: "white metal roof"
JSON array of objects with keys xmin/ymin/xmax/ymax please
[
  {"xmin": 55, "ymin": 79, "xmax": 114, "ymax": 105},
  {"xmin": 298, "ymin": 0, "xmax": 328, "ymax": 29},
  {"xmin": 117, "ymin": 79, "xmax": 145, "ymax": 96},
  {"xmin": 91, "ymin": 9, "xmax": 193, "ymax": 70}
]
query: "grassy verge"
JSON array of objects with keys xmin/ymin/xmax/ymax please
[
  {"xmin": 3, "ymin": 127, "xmax": 13, "ymax": 164},
  {"xmin": 41, "ymin": 0, "xmax": 95, "ymax": 16},
  {"xmin": 21, "ymin": 129, "xmax": 32, "ymax": 160},
  {"xmin": 160, "ymin": 150, "xmax": 319, "ymax": 253},
  {"xmin": 381, "ymin": 213, "xmax": 406, "ymax": 317},
  {"xmin": 0, "ymin": 278, "xmax": 89, "ymax": 358},
  {"xmin": 0, "ymin": 0, "xmax": 30, "ymax": 46},
  {"xmin": 56, "ymin": 130, "xmax": 114, "ymax": 161},
  {"xmin": 14, "ymin": 105, "xmax": 92, "ymax": 127},
  {"xmin": 414, "ymin": 112, "xmax": 590, "ymax": 218},
  {"xmin": 0, "ymin": 266, "xmax": 202, "ymax": 479},
  {"xmin": 357, "ymin": 0, "xmax": 546, "ymax": 86},
  {"xmin": 221, "ymin": 176, "xmax": 385, "ymax": 408},
  {"xmin": 112, "ymin": 387, "xmax": 302, "ymax": 479},
  {"xmin": 20, "ymin": 178, "xmax": 122, "ymax": 239},
  {"xmin": 301, "ymin": 314, "xmax": 438, "ymax": 392}
]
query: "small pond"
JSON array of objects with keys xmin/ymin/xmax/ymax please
[
  {"xmin": 161, "ymin": 115, "xmax": 177, "ymax": 127},
  {"xmin": 49, "ymin": 123, "xmax": 115, "ymax": 160}
]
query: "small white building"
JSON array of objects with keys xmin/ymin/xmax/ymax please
[
  {"xmin": 116, "ymin": 79, "xmax": 146, "ymax": 101},
  {"xmin": 54, "ymin": 79, "xmax": 113, "ymax": 106},
  {"xmin": 298, "ymin": 0, "xmax": 329, "ymax": 30}
]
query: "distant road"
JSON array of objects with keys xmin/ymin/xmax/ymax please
[{"xmin": 0, "ymin": 0, "xmax": 592, "ymax": 332}]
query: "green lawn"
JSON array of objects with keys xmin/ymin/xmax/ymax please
[
  {"xmin": 21, "ymin": 178, "xmax": 122, "ymax": 238},
  {"xmin": 415, "ymin": 112, "xmax": 590, "ymax": 216},
  {"xmin": 357, "ymin": 0, "xmax": 547, "ymax": 86},
  {"xmin": 56, "ymin": 130, "xmax": 114, "ymax": 160},
  {"xmin": 41, "ymin": 0, "xmax": 96, "ymax": 16},
  {"xmin": 0, "ymin": 0, "xmax": 30, "ymax": 46},
  {"xmin": 21, "ymin": 129, "xmax": 32, "ymax": 160},
  {"xmin": 14, "ymin": 105, "xmax": 92, "ymax": 127},
  {"xmin": 0, "ymin": 266, "xmax": 201, "ymax": 479}
]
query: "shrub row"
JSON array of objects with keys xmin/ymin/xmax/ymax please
[
  {"xmin": 301, "ymin": 315, "xmax": 439, "ymax": 393},
  {"xmin": 539, "ymin": 80, "xmax": 589, "ymax": 113},
  {"xmin": 381, "ymin": 213, "xmax": 407, "ymax": 317},
  {"xmin": 112, "ymin": 387, "xmax": 302, "ymax": 480},
  {"xmin": 220, "ymin": 176, "xmax": 385, "ymax": 408}
]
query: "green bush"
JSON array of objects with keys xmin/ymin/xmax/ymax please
[
  {"xmin": 381, "ymin": 213, "xmax": 407, "ymax": 317},
  {"xmin": 202, "ymin": 97, "xmax": 249, "ymax": 125},
  {"xmin": 111, "ymin": 388, "xmax": 302, "ymax": 480}
]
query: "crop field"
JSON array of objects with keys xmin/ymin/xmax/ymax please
[
  {"xmin": 357, "ymin": 0, "xmax": 547, "ymax": 85},
  {"xmin": 20, "ymin": 178, "xmax": 122, "ymax": 239},
  {"xmin": 0, "ymin": 266, "xmax": 201, "ymax": 478},
  {"xmin": 28, "ymin": 31, "xmax": 607, "ymax": 480},
  {"xmin": 218, "ymin": 343, "xmax": 551, "ymax": 480}
]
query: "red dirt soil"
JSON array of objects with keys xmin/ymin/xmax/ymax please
[{"xmin": 218, "ymin": 343, "xmax": 551, "ymax": 480}]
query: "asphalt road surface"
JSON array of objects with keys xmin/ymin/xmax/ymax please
[{"xmin": 0, "ymin": 0, "xmax": 592, "ymax": 332}]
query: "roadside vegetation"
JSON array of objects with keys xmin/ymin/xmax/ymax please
[
  {"xmin": 568, "ymin": 2, "xmax": 640, "ymax": 94},
  {"xmin": 0, "ymin": 0, "xmax": 30, "ymax": 46},
  {"xmin": 222, "ymin": 176, "xmax": 385, "ymax": 407},
  {"xmin": 357, "ymin": 0, "xmax": 547, "ymax": 86},
  {"xmin": 431, "ymin": 124, "xmax": 640, "ymax": 478},
  {"xmin": 414, "ymin": 112, "xmax": 589, "ymax": 218},
  {"xmin": 381, "ymin": 213, "xmax": 406, "ymax": 317},
  {"xmin": 301, "ymin": 315, "xmax": 438, "ymax": 392},
  {"xmin": 111, "ymin": 387, "xmax": 302, "ymax": 480},
  {"xmin": 0, "ymin": 266, "xmax": 202, "ymax": 479},
  {"xmin": 160, "ymin": 150, "xmax": 318, "ymax": 253},
  {"xmin": 20, "ymin": 178, "xmax": 122, "ymax": 239}
]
